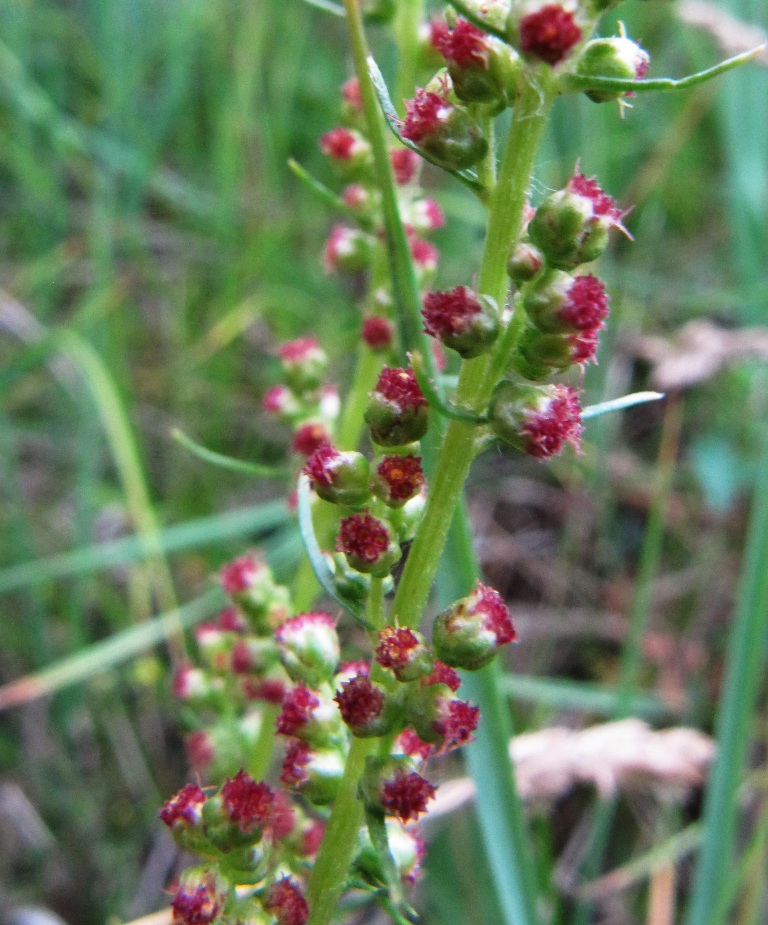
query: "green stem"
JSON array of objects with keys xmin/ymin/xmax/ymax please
[
  {"xmin": 392, "ymin": 73, "xmax": 555, "ymax": 629},
  {"xmin": 306, "ymin": 736, "xmax": 376, "ymax": 925},
  {"xmin": 393, "ymin": 0, "xmax": 424, "ymax": 113}
]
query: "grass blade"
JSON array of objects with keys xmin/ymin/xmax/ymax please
[
  {"xmin": 0, "ymin": 589, "xmax": 223, "ymax": 711},
  {"xmin": 171, "ymin": 428, "xmax": 289, "ymax": 479},
  {"xmin": 683, "ymin": 423, "xmax": 768, "ymax": 925}
]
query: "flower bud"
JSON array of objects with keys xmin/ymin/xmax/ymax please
[
  {"xmin": 173, "ymin": 663, "xmax": 218, "ymax": 705},
  {"xmin": 337, "ymin": 512, "xmax": 401, "ymax": 577},
  {"xmin": 280, "ymin": 739, "xmax": 346, "ymax": 805},
  {"xmin": 488, "ymin": 381, "xmax": 583, "ymax": 458},
  {"xmin": 201, "ymin": 771, "xmax": 274, "ymax": 850},
  {"xmin": 433, "ymin": 582, "xmax": 517, "ymax": 670},
  {"xmin": 576, "ymin": 37, "xmax": 650, "ymax": 103},
  {"xmin": 361, "ymin": 316, "xmax": 394, "ymax": 351},
  {"xmin": 431, "ymin": 18, "xmax": 519, "ymax": 107},
  {"xmin": 319, "ymin": 127, "xmax": 372, "ymax": 172},
  {"xmin": 406, "ymin": 687, "xmax": 480, "ymax": 753},
  {"xmin": 514, "ymin": 3, "xmax": 583, "ymax": 67},
  {"xmin": 303, "ymin": 444, "xmax": 371, "ymax": 508},
  {"xmin": 275, "ymin": 612, "xmax": 340, "ymax": 688},
  {"xmin": 422, "ymin": 286, "xmax": 500, "ymax": 358},
  {"xmin": 335, "ymin": 672, "xmax": 394, "ymax": 737},
  {"xmin": 220, "ymin": 554, "xmax": 290, "ymax": 631},
  {"xmin": 360, "ymin": 755, "xmax": 436, "ymax": 822},
  {"xmin": 524, "ymin": 270, "xmax": 609, "ymax": 334},
  {"xmin": 365, "ymin": 366, "xmax": 429, "ymax": 447},
  {"xmin": 372, "ymin": 454, "xmax": 425, "ymax": 508},
  {"xmin": 263, "ymin": 877, "xmax": 309, "ymax": 925},
  {"xmin": 159, "ymin": 783, "xmax": 207, "ymax": 848},
  {"xmin": 392, "ymin": 489, "xmax": 427, "ymax": 543},
  {"xmin": 292, "ymin": 420, "xmax": 332, "ymax": 458},
  {"xmin": 277, "ymin": 337, "xmax": 328, "ymax": 393},
  {"xmin": 528, "ymin": 173, "xmax": 623, "ymax": 270},
  {"xmin": 390, "ymin": 147, "xmax": 421, "ymax": 185},
  {"xmin": 409, "ymin": 235, "xmax": 439, "ymax": 283},
  {"xmin": 375, "ymin": 627, "xmax": 434, "ymax": 682},
  {"xmin": 262, "ymin": 384, "xmax": 302, "ymax": 422},
  {"xmin": 508, "ymin": 241, "xmax": 544, "ymax": 285},
  {"xmin": 402, "ymin": 85, "xmax": 487, "ymax": 170},
  {"xmin": 323, "ymin": 224, "xmax": 374, "ymax": 273},
  {"xmin": 172, "ymin": 869, "xmax": 226, "ymax": 925},
  {"xmin": 276, "ymin": 684, "xmax": 344, "ymax": 748},
  {"xmin": 408, "ymin": 197, "xmax": 445, "ymax": 234}
]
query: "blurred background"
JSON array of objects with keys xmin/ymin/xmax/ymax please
[{"xmin": 0, "ymin": 1, "xmax": 766, "ymax": 923}]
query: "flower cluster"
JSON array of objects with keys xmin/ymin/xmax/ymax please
[{"xmin": 262, "ymin": 337, "xmax": 340, "ymax": 459}]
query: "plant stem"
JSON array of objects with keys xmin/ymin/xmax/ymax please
[
  {"xmin": 392, "ymin": 73, "xmax": 555, "ymax": 629},
  {"xmin": 306, "ymin": 736, "xmax": 376, "ymax": 925}
]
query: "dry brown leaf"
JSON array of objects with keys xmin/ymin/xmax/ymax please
[
  {"xmin": 428, "ymin": 720, "xmax": 714, "ymax": 820},
  {"xmin": 623, "ymin": 320, "xmax": 768, "ymax": 390}
]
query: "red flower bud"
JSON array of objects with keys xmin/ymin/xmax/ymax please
[
  {"xmin": 365, "ymin": 366, "xmax": 428, "ymax": 447},
  {"xmin": 524, "ymin": 270, "xmax": 609, "ymax": 334},
  {"xmin": 409, "ymin": 197, "xmax": 445, "ymax": 233},
  {"xmin": 320, "ymin": 127, "xmax": 370, "ymax": 163},
  {"xmin": 335, "ymin": 673, "xmax": 392, "ymax": 737},
  {"xmin": 221, "ymin": 770, "xmax": 274, "ymax": 834},
  {"xmin": 361, "ymin": 756, "xmax": 436, "ymax": 822},
  {"xmin": 431, "ymin": 18, "xmax": 519, "ymax": 105},
  {"xmin": 391, "ymin": 147, "xmax": 421, "ymax": 184},
  {"xmin": 361, "ymin": 315, "xmax": 394, "ymax": 350},
  {"xmin": 375, "ymin": 627, "xmax": 433, "ymax": 681},
  {"xmin": 508, "ymin": 241, "xmax": 544, "ymax": 284},
  {"xmin": 172, "ymin": 872, "xmax": 224, "ymax": 925},
  {"xmin": 323, "ymin": 224, "xmax": 374, "ymax": 273},
  {"xmin": 373, "ymin": 454, "xmax": 425, "ymax": 507},
  {"xmin": 489, "ymin": 381, "xmax": 583, "ymax": 458},
  {"xmin": 160, "ymin": 783, "xmax": 206, "ymax": 830},
  {"xmin": 402, "ymin": 88, "xmax": 487, "ymax": 170},
  {"xmin": 303, "ymin": 444, "xmax": 371, "ymax": 508},
  {"xmin": 275, "ymin": 612, "xmax": 340, "ymax": 687},
  {"xmin": 422, "ymin": 286, "xmax": 500, "ymax": 358},
  {"xmin": 280, "ymin": 739, "xmax": 345, "ymax": 805},
  {"xmin": 292, "ymin": 421, "xmax": 331, "ymax": 457},
  {"xmin": 264, "ymin": 877, "xmax": 309, "ymax": 925},
  {"xmin": 433, "ymin": 581, "xmax": 517, "ymax": 670},
  {"xmin": 277, "ymin": 337, "xmax": 328, "ymax": 392},
  {"xmin": 337, "ymin": 512, "xmax": 401, "ymax": 576},
  {"xmin": 518, "ymin": 4, "xmax": 582, "ymax": 66}
]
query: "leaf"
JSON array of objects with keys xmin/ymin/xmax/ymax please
[
  {"xmin": 582, "ymin": 391, "xmax": 664, "ymax": 420},
  {"xmin": 288, "ymin": 159, "xmax": 374, "ymax": 230},
  {"xmin": 172, "ymin": 428, "xmax": 289, "ymax": 479},
  {"xmin": 0, "ymin": 589, "xmax": 223, "ymax": 710}
]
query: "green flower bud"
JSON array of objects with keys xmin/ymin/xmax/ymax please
[
  {"xmin": 303, "ymin": 444, "xmax": 371, "ymax": 508},
  {"xmin": 576, "ymin": 36, "xmax": 650, "ymax": 103}
]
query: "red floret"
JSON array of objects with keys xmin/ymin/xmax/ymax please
[
  {"xmin": 434, "ymin": 698, "xmax": 480, "ymax": 750},
  {"xmin": 278, "ymin": 337, "xmax": 321, "ymax": 363},
  {"xmin": 277, "ymin": 685, "xmax": 321, "ymax": 737},
  {"xmin": 172, "ymin": 879, "xmax": 222, "ymax": 925},
  {"xmin": 280, "ymin": 740, "xmax": 312, "ymax": 787},
  {"xmin": 422, "ymin": 286, "xmax": 483, "ymax": 337},
  {"xmin": 568, "ymin": 173, "xmax": 622, "ymax": 222},
  {"xmin": 381, "ymin": 769, "xmax": 437, "ymax": 822},
  {"xmin": 159, "ymin": 783, "xmax": 205, "ymax": 828},
  {"xmin": 337, "ymin": 513, "xmax": 390, "ymax": 564},
  {"xmin": 264, "ymin": 878, "xmax": 310, "ymax": 925},
  {"xmin": 391, "ymin": 147, "xmax": 420, "ymax": 184},
  {"xmin": 431, "ymin": 18, "xmax": 490, "ymax": 69},
  {"xmin": 471, "ymin": 583, "xmax": 517, "ymax": 645},
  {"xmin": 374, "ymin": 366, "xmax": 427, "ymax": 409},
  {"xmin": 423, "ymin": 660, "xmax": 462, "ymax": 692},
  {"xmin": 376, "ymin": 455, "xmax": 425, "ymax": 503},
  {"xmin": 402, "ymin": 89, "xmax": 451, "ymax": 144},
  {"xmin": 521, "ymin": 385, "xmax": 583, "ymax": 458},
  {"xmin": 221, "ymin": 770, "xmax": 274, "ymax": 833},
  {"xmin": 292, "ymin": 421, "xmax": 331, "ymax": 457},
  {"xmin": 560, "ymin": 275, "xmax": 609, "ymax": 331},
  {"xmin": 362, "ymin": 316, "xmax": 394, "ymax": 349},
  {"xmin": 335, "ymin": 674, "xmax": 385, "ymax": 728},
  {"xmin": 519, "ymin": 5, "xmax": 582, "ymax": 66},
  {"xmin": 303, "ymin": 444, "xmax": 342, "ymax": 488},
  {"xmin": 320, "ymin": 127, "xmax": 358, "ymax": 159},
  {"xmin": 376, "ymin": 627, "xmax": 422, "ymax": 669}
]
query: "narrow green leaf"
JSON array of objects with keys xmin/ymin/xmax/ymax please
[
  {"xmin": 288, "ymin": 158, "xmax": 374, "ymax": 229},
  {"xmin": 684, "ymin": 426, "xmax": 768, "ymax": 925},
  {"xmin": 582, "ymin": 391, "xmax": 664, "ymax": 420},
  {"xmin": 296, "ymin": 475, "xmax": 372, "ymax": 628},
  {"xmin": 0, "ymin": 589, "xmax": 223, "ymax": 711},
  {"xmin": 172, "ymin": 428, "xmax": 289, "ymax": 479},
  {"xmin": 0, "ymin": 500, "xmax": 289, "ymax": 593}
]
